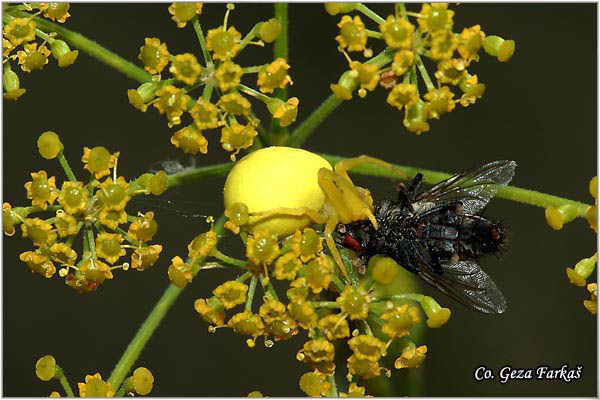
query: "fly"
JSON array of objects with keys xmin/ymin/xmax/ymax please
[{"xmin": 334, "ymin": 160, "xmax": 517, "ymax": 314}]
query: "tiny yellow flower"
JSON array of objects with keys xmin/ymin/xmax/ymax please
[
  {"xmin": 95, "ymin": 233, "xmax": 125, "ymax": 264},
  {"xmin": 257, "ymin": 58, "xmax": 292, "ymax": 94},
  {"xmin": 381, "ymin": 304, "xmax": 420, "ymax": 338},
  {"xmin": 55, "ymin": 211, "xmax": 78, "ymax": 237},
  {"xmin": 217, "ymin": 92, "xmax": 251, "ymax": 116},
  {"xmin": 3, "ymin": 18, "xmax": 36, "ymax": 46},
  {"xmin": 291, "ymin": 228, "xmax": 323, "ymax": 263},
  {"xmin": 423, "ymin": 86, "xmax": 456, "ymax": 119},
  {"xmin": 418, "ymin": 3, "xmax": 454, "ymax": 34},
  {"xmin": 190, "ymin": 99, "xmax": 220, "ymax": 130},
  {"xmin": 272, "ymin": 97, "xmax": 299, "ymax": 127},
  {"xmin": 566, "ymin": 253, "xmax": 597, "ymax": 287},
  {"xmin": 2, "ymin": 203, "xmax": 17, "ymax": 236},
  {"xmin": 298, "ymin": 338, "xmax": 335, "ymax": 364},
  {"xmin": 305, "ymin": 256, "xmax": 333, "ymax": 294},
  {"xmin": 20, "ymin": 250, "xmax": 56, "ymax": 278},
  {"xmin": 168, "ymin": 3, "xmax": 203, "ymax": 28},
  {"xmin": 35, "ymin": 355, "xmax": 56, "ymax": 381},
  {"xmin": 50, "ymin": 242, "xmax": 77, "ymax": 266},
  {"xmin": 459, "ymin": 74, "xmax": 485, "ymax": 107},
  {"xmin": 430, "ymin": 29, "xmax": 459, "ymax": 61},
  {"xmin": 336, "ymin": 15, "xmax": 368, "ymax": 52},
  {"xmin": 77, "ymin": 373, "xmax": 114, "ymax": 397},
  {"xmin": 98, "ymin": 176, "xmax": 131, "ymax": 211},
  {"xmin": 458, "ymin": 25, "xmax": 485, "ymax": 61},
  {"xmin": 274, "ymin": 252, "xmax": 302, "ymax": 280},
  {"xmin": 138, "ymin": 37, "xmax": 170, "ymax": 75},
  {"xmin": 340, "ymin": 383, "xmax": 367, "ymax": 397},
  {"xmin": 214, "ymin": 280, "xmax": 249, "ymax": 309},
  {"xmin": 299, "ymin": 371, "xmax": 330, "ymax": 397},
  {"xmin": 132, "ymin": 367, "xmax": 154, "ymax": 396},
  {"xmin": 259, "ymin": 298, "xmax": 287, "ymax": 324},
  {"xmin": 171, "ymin": 125, "xmax": 208, "ymax": 155},
  {"xmin": 583, "ymin": 283, "xmax": 597, "ymax": 315},
  {"xmin": 435, "ymin": 58, "xmax": 467, "ymax": 86},
  {"xmin": 39, "ymin": 3, "xmax": 71, "ymax": 23},
  {"xmin": 224, "ymin": 202, "xmax": 249, "ymax": 234},
  {"xmin": 195, "ymin": 297, "xmax": 226, "ymax": 326},
  {"xmin": 206, "ymin": 26, "xmax": 242, "ymax": 61},
  {"xmin": 24, "ymin": 170, "xmax": 58, "ymax": 211},
  {"xmin": 288, "ymin": 300, "xmax": 318, "ymax": 329},
  {"xmin": 318, "ymin": 313, "xmax": 350, "ymax": 340},
  {"xmin": 153, "ymin": 85, "xmax": 191, "ymax": 127},
  {"xmin": 128, "ymin": 211, "xmax": 158, "ymax": 242},
  {"xmin": 79, "ymin": 257, "xmax": 114, "ymax": 284},
  {"xmin": 167, "ymin": 255, "xmax": 193, "ymax": 288},
  {"xmin": 337, "ymin": 285, "xmax": 370, "ymax": 320},
  {"xmin": 216, "ymin": 60, "xmax": 243, "ymax": 91},
  {"xmin": 228, "ymin": 311, "xmax": 265, "ymax": 342},
  {"xmin": 287, "ymin": 277, "xmax": 310, "ymax": 302},
  {"xmin": 21, "ymin": 218, "xmax": 57, "ymax": 247},
  {"xmin": 348, "ymin": 335, "xmax": 387, "ymax": 362},
  {"xmin": 98, "ymin": 208, "xmax": 127, "ymax": 230},
  {"xmin": 258, "ymin": 18, "xmax": 281, "ymax": 43},
  {"xmin": 187, "ymin": 230, "xmax": 218, "ymax": 259},
  {"xmin": 246, "ymin": 229, "xmax": 279, "ymax": 266},
  {"xmin": 131, "ymin": 245, "xmax": 162, "ymax": 271},
  {"xmin": 394, "ymin": 343, "xmax": 427, "ymax": 369},
  {"xmin": 3, "ymin": 67, "xmax": 26, "ymax": 100},
  {"xmin": 349, "ymin": 61, "xmax": 379, "ymax": 92},
  {"xmin": 379, "ymin": 15, "xmax": 414, "ymax": 49},
  {"xmin": 386, "ymin": 83, "xmax": 418, "ymax": 111},
  {"xmin": 170, "ymin": 53, "xmax": 202, "ymax": 85},
  {"xmin": 347, "ymin": 354, "xmax": 381, "ymax": 380},
  {"xmin": 81, "ymin": 146, "xmax": 117, "ymax": 180},
  {"xmin": 221, "ymin": 122, "xmax": 258, "ymax": 158},
  {"xmin": 17, "ymin": 42, "xmax": 51, "ymax": 73},
  {"xmin": 58, "ymin": 181, "xmax": 87, "ymax": 214},
  {"xmin": 50, "ymin": 391, "xmax": 61, "ymax": 397}
]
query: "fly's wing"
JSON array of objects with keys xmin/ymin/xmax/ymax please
[
  {"xmin": 413, "ymin": 160, "xmax": 517, "ymax": 214},
  {"xmin": 417, "ymin": 260, "xmax": 507, "ymax": 314}
]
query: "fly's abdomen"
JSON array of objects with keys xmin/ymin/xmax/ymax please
[{"xmin": 414, "ymin": 213, "xmax": 506, "ymax": 262}]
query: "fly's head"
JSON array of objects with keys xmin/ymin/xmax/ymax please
[
  {"xmin": 333, "ymin": 219, "xmax": 377, "ymax": 254},
  {"xmin": 478, "ymin": 221, "xmax": 509, "ymax": 254}
]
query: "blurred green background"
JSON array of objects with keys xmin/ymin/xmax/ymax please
[{"xmin": 3, "ymin": 3, "xmax": 597, "ymax": 397}]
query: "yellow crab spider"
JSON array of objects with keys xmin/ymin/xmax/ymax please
[{"xmin": 223, "ymin": 146, "xmax": 408, "ymax": 280}]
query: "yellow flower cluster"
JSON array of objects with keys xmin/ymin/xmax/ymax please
[
  {"xmin": 128, "ymin": 3, "xmax": 299, "ymax": 161},
  {"xmin": 3, "ymin": 3, "xmax": 77, "ymax": 101},
  {"xmin": 327, "ymin": 3, "xmax": 515, "ymax": 135},
  {"xmin": 3, "ymin": 133, "xmax": 166, "ymax": 293}
]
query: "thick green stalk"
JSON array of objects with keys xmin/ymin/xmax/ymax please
[
  {"xmin": 286, "ymin": 94, "xmax": 343, "ymax": 148},
  {"xmin": 319, "ymin": 154, "xmax": 591, "ymax": 217},
  {"xmin": 165, "ymin": 162, "xmax": 234, "ymax": 188},
  {"xmin": 9, "ymin": 10, "xmax": 152, "ymax": 83},
  {"xmin": 270, "ymin": 3, "xmax": 289, "ymax": 140},
  {"xmin": 108, "ymin": 215, "xmax": 226, "ymax": 390}
]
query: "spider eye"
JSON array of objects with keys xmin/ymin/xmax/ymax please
[{"xmin": 344, "ymin": 234, "xmax": 364, "ymax": 252}]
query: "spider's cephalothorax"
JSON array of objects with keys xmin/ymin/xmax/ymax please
[{"xmin": 335, "ymin": 160, "xmax": 517, "ymax": 314}]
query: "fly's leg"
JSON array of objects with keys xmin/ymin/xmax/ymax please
[{"xmin": 398, "ymin": 172, "xmax": 424, "ymax": 210}]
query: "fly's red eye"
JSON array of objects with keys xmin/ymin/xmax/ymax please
[
  {"xmin": 344, "ymin": 234, "xmax": 363, "ymax": 252},
  {"xmin": 491, "ymin": 228, "xmax": 500, "ymax": 240}
]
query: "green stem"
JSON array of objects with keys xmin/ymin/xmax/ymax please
[
  {"xmin": 262, "ymin": 278, "xmax": 280, "ymax": 301},
  {"xmin": 286, "ymin": 49, "xmax": 394, "ymax": 148},
  {"xmin": 286, "ymin": 94, "xmax": 343, "ymax": 147},
  {"xmin": 8, "ymin": 10, "xmax": 152, "ymax": 83},
  {"xmin": 245, "ymin": 275, "xmax": 258, "ymax": 311},
  {"xmin": 370, "ymin": 293, "xmax": 424, "ymax": 303},
  {"xmin": 239, "ymin": 23, "xmax": 260, "ymax": 51},
  {"xmin": 108, "ymin": 215, "xmax": 226, "ymax": 390},
  {"xmin": 193, "ymin": 18, "xmax": 213, "ymax": 69},
  {"xmin": 270, "ymin": 3, "xmax": 289, "ymax": 140},
  {"xmin": 239, "ymin": 83, "xmax": 271, "ymax": 103},
  {"xmin": 202, "ymin": 82, "xmax": 213, "ymax": 101},
  {"xmin": 327, "ymin": 375, "xmax": 339, "ymax": 397},
  {"xmin": 242, "ymin": 64, "xmax": 268, "ymax": 74},
  {"xmin": 57, "ymin": 151, "xmax": 77, "ymax": 182},
  {"xmin": 340, "ymin": 248, "xmax": 360, "ymax": 288},
  {"xmin": 85, "ymin": 223, "xmax": 96, "ymax": 258},
  {"xmin": 356, "ymin": 3, "xmax": 386, "ymax": 24},
  {"xmin": 319, "ymin": 154, "xmax": 591, "ymax": 217},
  {"xmin": 114, "ymin": 387, "xmax": 126, "ymax": 397},
  {"xmin": 311, "ymin": 301, "xmax": 339, "ymax": 309},
  {"xmin": 415, "ymin": 54, "xmax": 434, "ymax": 91},
  {"xmin": 366, "ymin": 29, "xmax": 383, "ymax": 39},
  {"xmin": 162, "ymin": 162, "xmax": 234, "ymax": 188},
  {"xmin": 212, "ymin": 249, "xmax": 248, "ymax": 268},
  {"xmin": 56, "ymin": 367, "xmax": 74, "ymax": 397}
]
